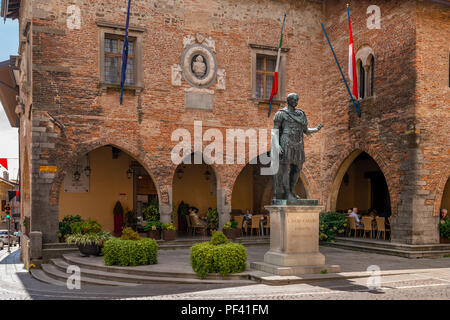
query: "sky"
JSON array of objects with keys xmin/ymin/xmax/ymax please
[{"xmin": 0, "ymin": 19, "xmax": 19, "ymax": 181}]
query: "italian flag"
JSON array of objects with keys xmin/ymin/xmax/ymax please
[
  {"xmin": 348, "ymin": 6, "xmax": 359, "ymax": 100},
  {"xmin": 268, "ymin": 13, "xmax": 287, "ymax": 117}
]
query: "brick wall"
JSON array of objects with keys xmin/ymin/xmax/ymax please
[{"xmin": 18, "ymin": 0, "xmax": 449, "ymax": 244}]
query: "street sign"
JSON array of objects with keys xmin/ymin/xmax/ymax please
[{"xmin": 40, "ymin": 166, "xmax": 58, "ymax": 173}]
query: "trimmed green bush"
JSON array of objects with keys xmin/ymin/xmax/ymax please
[
  {"xmin": 102, "ymin": 238, "xmax": 158, "ymax": 266},
  {"xmin": 319, "ymin": 211, "xmax": 347, "ymax": 242},
  {"xmin": 190, "ymin": 241, "xmax": 248, "ymax": 279},
  {"xmin": 210, "ymin": 231, "xmax": 229, "ymax": 245},
  {"xmin": 439, "ymin": 219, "xmax": 450, "ymax": 238}
]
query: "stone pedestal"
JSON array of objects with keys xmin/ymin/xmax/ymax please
[{"xmin": 251, "ymin": 201, "xmax": 340, "ymax": 276}]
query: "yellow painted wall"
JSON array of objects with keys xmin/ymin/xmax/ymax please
[
  {"xmin": 336, "ymin": 160, "xmax": 375, "ymax": 213},
  {"xmin": 441, "ymin": 178, "xmax": 450, "ymax": 213},
  {"xmin": 59, "ymin": 147, "xmax": 133, "ymax": 232},
  {"xmin": 231, "ymin": 165, "xmax": 254, "ymax": 212},
  {"xmin": 172, "ymin": 164, "xmax": 217, "ymax": 218}
]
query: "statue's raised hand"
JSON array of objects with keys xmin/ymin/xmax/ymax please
[{"xmin": 317, "ymin": 123, "xmax": 324, "ymax": 131}]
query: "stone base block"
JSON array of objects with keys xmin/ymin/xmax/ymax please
[
  {"xmin": 251, "ymin": 261, "xmax": 340, "ymax": 276},
  {"xmin": 264, "ymin": 251, "xmax": 325, "ymax": 267}
]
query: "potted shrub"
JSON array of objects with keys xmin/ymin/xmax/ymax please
[
  {"xmin": 439, "ymin": 219, "xmax": 450, "ymax": 243},
  {"xmin": 207, "ymin": 208, "xmax": 219, "ymax": 232},
  {"xmin": 222, "ymin": 220, "xmax": 239, "ymax": 239},
  {"xmin": 144, "ymin": 220, "xmax": 162, "ymax": 240},
  {"xmin": 57, "ymin": 214, "xmax": 83, "ymax": 243},
  {"xmin": 162, "ymin": 222, "xmax": 177, "ymax": 241},
  {"xmin": 65, "ymin": 219, "xmax": 107, "ymax": 256},
  {"xmin": 113, "ymin": 201, "xmax": 124, "ymax": 235},
  {"xmin": 66, "ymin": 231, "xmax": 111, "ymax": 256}
]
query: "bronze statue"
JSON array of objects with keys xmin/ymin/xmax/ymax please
[{"xmin": 272, "ymin": 93, "xmax": 323, "ymax": 201}]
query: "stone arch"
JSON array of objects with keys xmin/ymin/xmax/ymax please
[
  {"xmin": 434, "ymin": 170, "xmax": 450, "ymax": 217},
  {"xmin": 327, "ymin": 146, "xmax": 395, "ymax": 215},
  {"xmin": 230, "ymin": 152, "xmax": 314, "ymax": 211},
  {"xmin": 49, "ymin": 138, "xmax": 163, "ymax": 207}
]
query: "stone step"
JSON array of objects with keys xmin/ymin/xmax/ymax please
[
  {"xmin": 62, "ymin": 253, "xmax": 252, "ymax": 281},
  {"xmin": 42, "ymin": 243, "xmax": 77, "ymax": 250},
  {"xmin": 41, "ymin": 263, "xmax": 139, "ymax": 287},
  {"xmin": 326, "ymin": 241, "xmax": 450, "ymax": 258},
  {"xmin": 29, "ymin": 268, "xmax": 67, "ymax": 286},
  {"xmin": 42, "ymin": 248, "xmax": 79, "ymax": 262},
  {"xmin": 50, "ymin": 258, "xmax": 255, "ymax": 285},
  {"xmin": 335, "ymin": 237, "xmax": 450, "ymax": 252}
]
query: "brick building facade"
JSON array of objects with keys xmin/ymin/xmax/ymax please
[{"xmin": 0, "ymin": 0, "xmax": 448, "ymax": 259}]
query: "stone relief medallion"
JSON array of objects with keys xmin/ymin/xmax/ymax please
[{"xmin": 181, "ymin": 43, "xmax": 217, "ymax": 88}]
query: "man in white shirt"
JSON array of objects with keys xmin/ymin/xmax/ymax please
[{"xmin": 349, "ymin": 207, "xmax": 362, "ymax": 226}]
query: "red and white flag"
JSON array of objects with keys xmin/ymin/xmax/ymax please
[
  {"xmin": 348, "ymin": 6, "xmax": 359, "ymax": 100},
  {"xmin": 0, "ymin": 158, "xmax": 7, "ymax": 171},
  {"xmin": 268, "ymin": 13, "xmax": 287, "ymax": 117}
]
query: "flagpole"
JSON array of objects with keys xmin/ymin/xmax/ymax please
[
  {"xmin": 120, "ymin": 0, "xmax": 132, "ymax": 105},
  {"xmin": 320, "ymin": 23, "xmax": 361, "ymax": 117},
  {"xmin": 268, "ymin": 13, "xmax": 287, "ymax": 117}
]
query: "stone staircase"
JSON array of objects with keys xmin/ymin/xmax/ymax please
[
  {"xmin": 41, "ymin": 236, "xmax": 269, "ymax": 262},
  {"xmin": 31, "ymin": 252, "xmax": 257, "ymax": 286},
  {"xmin": 324, "ymin": 237, "xmax": 450, "ymax": 258}
]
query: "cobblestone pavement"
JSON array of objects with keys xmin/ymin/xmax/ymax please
[{"xmin": 1, "ymin": 246, "xmax": 450, "ymax": 300}]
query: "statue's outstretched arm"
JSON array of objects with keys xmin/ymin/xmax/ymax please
[{"xmin": 306, "ymin": 123, "xmax": 323, "ymax": 135}]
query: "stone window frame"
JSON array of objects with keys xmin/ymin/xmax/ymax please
[
  {"xmin": 96, "ymin": 20, "xmax": 144, "ymax": 94},
  {"xmin": 249, "ymin": 43, "xmax": 289, "ymax": 105},
  {"xmin": 355, "ymin": 46, "xmax": 375, "ymax": 99}
]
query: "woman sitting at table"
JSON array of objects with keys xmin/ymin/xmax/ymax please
[
  {"xmin": 369, "ymin": 208, "xmax": 378, "ymax": 220},
  {"xmin": 189, "ymin": 207, "xmax": 207, "ymax": 227},
  {"xmin": 242, "ymin": 209, "xmax": 252, "ymax": 231}
]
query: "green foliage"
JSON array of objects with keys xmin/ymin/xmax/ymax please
[
  {"xmin": 120, "ymin": 227, "xmax": 141, "ymax": 240},
  {"xmin": 319, "ymin": 212, "xmax": 347, "ymax": 242},
  {"xmin": 125, "ymin": 210, "xmax": 138, "ymax": 230},
  {"xmin": 210, "ymin": 231, "xmax": 229, "ymax": 245},
  {"xmin": 81, "ymin": 219, "xmax": 102, "ymax": 234},
  {"xmin": 162, "ymin": 222, "xmax": 176, "ymax": 231},
  {"xmin": 142, "ymin": 198, "xmax": 160, "ymax": 222},
  {"xmin": 103, "ymin": 238, "xmax": 158, "ymax": 266},
  {"xmin": 113, "ymin": 201, "xmax": 124, "ymax": 216},
  {"xmin": 58, "ymin": 215, "xmax": 83, "ymax": 238},
  {"xmin": 66, "ymin": 231, "xmax": 111, "ymax": 246},
  {"xmin": 439, "ymin": 219, "xmax": 450, "ymax": 238},
  {"xmin": 206, "ymin": 208, "xmax": 219, "ymax": 229},
  {"xmin": 144, "ymin": 220, "xmax": 162, "ymax": 231},
  {"xmin": 223, "ymin": 220, "xmax": 238, "ymax": 229},
  {"xmin": 320, "ymin": 269, "xmax": 328, "ymax": 274},
  {"xmin": 70, "ymin": 221, "xmax": 83, "ymax": 234},
  {"xmin": 190, "ymin": 242, "xmax": 248, "ymax": 279}
]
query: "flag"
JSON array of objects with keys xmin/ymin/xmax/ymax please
[
  {"xmin": 347, "ymin": 5, "xmax": 359, "ymax": 100},
  {"xmin": 268, "ymin": 13, "xmax": 287, "ymax": 117},
  {"xmin": 0, "ymin": 158, "xmax": 7, "ymax": 171},
  {"xmin": 120, "ymin": 0, "xmax": 132, "ymax": 105}
]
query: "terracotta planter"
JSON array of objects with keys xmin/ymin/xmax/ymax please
[
  {"xmin": 78, "ymin": 244, "xmax": 102, "ymax": 256},
  {"xmin": 147, "ymin": 230, "xmax": 161, "ymax": 240},
  {"xmin": 162, "ymin": 230, "xmax": 176, "ymax": 241},
  {"xmin": 440, "ymin": 237, "xmax": 450, "ymax": 244}
]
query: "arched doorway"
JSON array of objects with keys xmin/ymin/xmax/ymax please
[
  {"xmin": 58, "ymin": 145, "xmax": 158, "ymax": 232},
  {"xmin": 335, "ymin": 152, "xmax": 391, "ymax": 218},
  {"xmin": 441, "ymin": 177, "xmax": 450, "ymax": 215},
  {"xmin": 172, "ymin": 154, "xmax": 218, "ymax": 234},
  {"xmin": 231, "ymin": 157, "xmax": 308, "ymax": 215}
]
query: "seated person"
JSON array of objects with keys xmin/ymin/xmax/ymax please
[
  {"xmin": 347, "ymin": 209, "xmax": 353, "ymax": 215},
  {"xmin": 441, "ymin": 209, "xmax": 449, "ymax": 221},
  {"xmin": 369, "ymin": 208, "xmax": 378, "ymax": 220},
  {"xmin": 189, "ymin": 208, "xmax": 207, "ymax": 227},
  {"xmin": 349, "ymin": 207, "xmax": 362, "ymax": 227},
  {"xmin": 243, "ymin": 209, "xmax": 252, "ymax": 230}
]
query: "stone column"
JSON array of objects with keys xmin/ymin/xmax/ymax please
[
  {"xmin": 251, "ymin": 201, "xmax": 340, "ymax": 276},
  {"xmin": 159, "ymin": 205, "xmax": 172, "ymax": 224}
]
